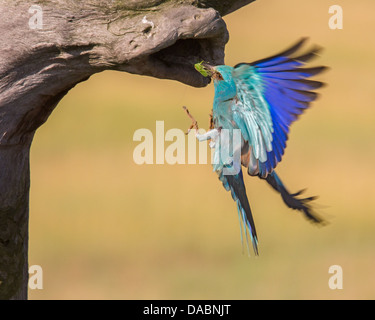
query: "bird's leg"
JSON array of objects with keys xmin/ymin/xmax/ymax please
[
  {"xmin": 209, "ymin": 109, "xmax": 214, "ymax": 130},
  {"xmin": 182, "ymin": 106, "xmax": 220, "ymax": 143},
  {"xmin": 182, "ymin": 106, "xmax": 199, "ymax": 134}
]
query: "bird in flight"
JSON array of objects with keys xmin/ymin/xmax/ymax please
[{"xmin": 185, "ymin": 38, "xmax": 327, "ymax": 255}]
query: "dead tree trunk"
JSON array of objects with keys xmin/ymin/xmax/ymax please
[{"xmin": 0, "ymin": 0, "xmax": 255, "ymax": 299}]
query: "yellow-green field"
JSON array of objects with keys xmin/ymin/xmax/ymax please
[{"xmin": 29, "ymin": 0, "xmax": 375, "ymax": 299}]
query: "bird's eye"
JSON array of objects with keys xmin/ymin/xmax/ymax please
[{"xmin": 213, "ymin": 72, "xmax": 224, "ymax": 81}]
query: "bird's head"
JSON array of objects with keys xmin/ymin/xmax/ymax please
[{"xmin": 195, "ymin": 61, "xmax": 236, "ymax": 101}]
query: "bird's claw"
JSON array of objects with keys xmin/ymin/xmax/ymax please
[{"xmin": 182, "ymin": 106, "xmax": 199, "ymax": 134}]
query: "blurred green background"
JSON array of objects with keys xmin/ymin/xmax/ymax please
[{"xmin": 29, "ymin": 0, "xmax": 375, "ymax": 299}]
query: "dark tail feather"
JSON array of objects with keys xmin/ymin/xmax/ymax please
[
  {"xmin": 261, "ymin": 171, "xmax": 324, "ymax": 224},
  {"xmin": 224, "ymin": 170, "xmax": 259, "ymax": 255}
]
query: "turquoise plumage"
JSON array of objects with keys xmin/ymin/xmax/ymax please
[{"xmin": 194, "ymin": 39, "xmax": 327, "ymax": 255}]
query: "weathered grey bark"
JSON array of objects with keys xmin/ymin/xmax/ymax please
[{"xmin": 0, "ymin": 0, "xmax": 255, "ymax": 299}]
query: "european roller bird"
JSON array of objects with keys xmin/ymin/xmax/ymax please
[{"xmin": 187, "ymin": 38, "xmax": 327, "ymax": 255}]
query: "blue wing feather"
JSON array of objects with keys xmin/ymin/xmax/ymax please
[
  {"xmin": 255, "ymin": 56, "xmax": 290, "ymax": 68},
  {"xmin": 232, "ymin": 39, "xmax": 327, "ymax": 177},
  {"xmin": 265, "ymin": 78, "xmax": 324, "ymax": 91}
]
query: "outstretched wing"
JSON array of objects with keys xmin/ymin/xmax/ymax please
[{"xmin": 231, "ymin": 38, "xmax": 327, "ymax": 178}]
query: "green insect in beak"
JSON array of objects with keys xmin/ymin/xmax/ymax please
[{"xmin": 195, "ymin": 61, "xmax": 214, "ymax": 77}]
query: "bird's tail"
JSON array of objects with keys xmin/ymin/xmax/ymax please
[
  {"xmin": 261, "ymin": 171, "xmax": 324, "ymax": 224},
  {"xmin": 220, "ymin": 169, "xmax": 259, "ymax": 255}
]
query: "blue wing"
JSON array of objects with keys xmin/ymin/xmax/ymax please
[{"xmin": 232, "ymin": 38, "xmax": 327, "ymax": 178}]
